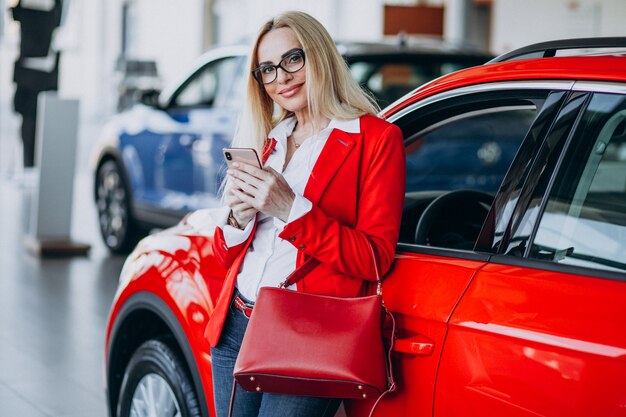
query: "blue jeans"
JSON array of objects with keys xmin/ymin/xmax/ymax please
[{"xmin": 210, "ymin": 290, "xmax": 341, "ymax": 417}]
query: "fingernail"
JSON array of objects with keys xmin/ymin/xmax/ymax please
[{"xmin": 232, "ymin": 162, "xmax": 239, "ymax": 168}]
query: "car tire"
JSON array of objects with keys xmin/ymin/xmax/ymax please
[
  {"xmin": 96, "ymin": 159, "xmax": 142, "ymax": 253},
  {"xmin": 117, "ymin": 339, "xmax": 202, "ymax": 417}
]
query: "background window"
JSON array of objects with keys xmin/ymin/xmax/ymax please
[
  {"xmin": 348, "ymin": 57, "xmax": 483, "ymax": 108},
  {"xmin": 173, "ymin": 57, "xmax": 239, "ymax": 108}
]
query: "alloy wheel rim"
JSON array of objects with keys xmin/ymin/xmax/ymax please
[
  {"xmin": 96, "ymin": 167, "xmax": 127, "ymax": 247},
  {"xmin": 130, "ymin": 373, "xmax": 182, "ymax": 417}
]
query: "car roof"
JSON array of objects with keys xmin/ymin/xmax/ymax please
[
  {"xmin": 383, "ymin": 55, "xmax": 626, "ymax": 117},
  {"xmin": 488, "ymin": 36, "xmax": 626, "ymax": 63}
]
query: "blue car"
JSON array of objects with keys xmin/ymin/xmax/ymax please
[{"xmin": 93, "ymin": 39, "xmax": 492, "ymax": 252}]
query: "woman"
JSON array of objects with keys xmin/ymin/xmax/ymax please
[{"xmin": 205, "ymin": 11, "xmax": 405, "ymax": 417}]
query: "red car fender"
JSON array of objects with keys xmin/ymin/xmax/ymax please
[{"xmin": 106, "ymin": 232, "xmax": 226, "ymax": 417}]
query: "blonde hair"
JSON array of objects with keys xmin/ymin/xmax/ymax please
[{"xmin": 232, "ymin": 11, "xmax": 379, "ymax": 154}]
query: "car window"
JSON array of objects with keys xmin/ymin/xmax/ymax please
[
  {"xmin": 405, "ymin": 106, "xmax": 536, "ymax": 193},
  {"xmin": 529, "ymin": 93, "xmax": 626, "ymax": 273},
  {"xmin": 349, "ymin": 57, "xmax": 484, "ymax": 107},
  {"xmin": 490, "ymin": 91, "xmax": 579, "ymax": 255},
  {"xmin": 172, "ymin": 56, "xmax": 239, "ymax": 108},
  {"xmin": 398, "ymin": 99, "xmax": 538, "ymax": 247},
  {"xmin": 222, "ymin": 58, "xmax": 246, "ymax": 110},
  {"xmin": 350, "ymin": 62, "xmax": 426, "ymax": 106}
]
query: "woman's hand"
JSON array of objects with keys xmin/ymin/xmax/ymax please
[
  {"xmin": 224, "ymin": 175, "xmax": 257, "ymax": 228},
  {"xmin": 227, "ymin": 162, "xmax": 295, "ymax": 222}
]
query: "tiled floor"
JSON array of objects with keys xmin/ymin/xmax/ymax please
[{"xmin": 0, "ymin": 173, "xmax": 125, "ymax": 417}]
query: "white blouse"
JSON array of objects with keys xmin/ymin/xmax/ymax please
[{"xmin": 218, "ymin": 116, "xmax": 360, "ymax": 301}]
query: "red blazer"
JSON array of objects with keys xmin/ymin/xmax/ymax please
[{"xmin": 205, "ymin": 114, "xmax": 405, "ymax": 347}]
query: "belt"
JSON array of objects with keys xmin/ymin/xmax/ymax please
[{"xmin": 233, "ymin": 293, "xmax": 254, "ymax": 319}]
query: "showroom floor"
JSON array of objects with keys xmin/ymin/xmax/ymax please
[{"xmin": 0, "ymin": 172, "xmax": 125, "ymax": 417}]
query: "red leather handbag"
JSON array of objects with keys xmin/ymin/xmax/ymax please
[{"xmin": 230, "ymin": 257, "xmax": 396, "ymax": 417}]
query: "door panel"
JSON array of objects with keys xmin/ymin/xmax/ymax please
[
  {"xmin": 369, "ymin": 86, "xmax": 565, "ymax": 416},
  {"xmin": 435, "ymin": 263, "xmax": 626, "ymax": 417},
  {"xmin": 435, "ymin": 91, "xmax": 626, "ymax": 417},
  {"xmin": 158, "ymin": 108, "xmax": 236, "ymax": 211},
  {"xmin": 347, "ymin": 252, "xmax": 487, "ymax": 417}
]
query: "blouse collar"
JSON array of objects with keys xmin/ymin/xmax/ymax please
[{"xmin": 268, "ymin": 116, "xmax": 361, "ymax": 149}]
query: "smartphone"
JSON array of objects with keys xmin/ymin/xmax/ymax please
[{"xmin": 223, "ymin": 147, "xmax": 262, "ymax": 169}]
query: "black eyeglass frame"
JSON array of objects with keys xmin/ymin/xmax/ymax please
[{"xmin": 251, "ymin": 48, "xmax": 306, "ymax": 85}]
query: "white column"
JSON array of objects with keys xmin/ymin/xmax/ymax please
[
  {"xmin": 444, "ymin": 0, "xmax": 469, "ymax": 45},
  {"xmin": 26, "ymin": 92, "xmax": 90, "ymax": 256}
]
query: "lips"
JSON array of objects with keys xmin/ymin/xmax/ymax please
[{"xmin": 278, "ymin": 83, "xmax": 304, "ymax": 97}]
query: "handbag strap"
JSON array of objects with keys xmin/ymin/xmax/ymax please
[
  {"xmin": 365, "ymin": 239, "xmax": 398, "ymax": 417},
  {"xmin": 280, "ymin": 238, "xmax": 384, "ymax": 290},
  {"xmin": 278, "ymin": 257, "xmax": 321, "ymax": 288},
  {"xmin": 227, "ymin": 380, "xmax": 236, "ymax": 417},
  {"xmin": 368, "ymin": 307, "xmax": 397, "ymax": 417}
]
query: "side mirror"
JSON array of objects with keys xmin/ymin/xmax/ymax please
[{"xmin": 138, "ymin": 89, "xmax": 161, "ymax": 108}]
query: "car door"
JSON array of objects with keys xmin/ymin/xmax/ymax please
[
  {"xmin": 347, "ymin": 83, "xmax": 570, "ymax": 416},
  {"xmin": 154, "ymin": 54, "xmax": 245, "ymax": 214},
  {"xmin": 434, "ymin": 87, "xmax": 626, "ymax": 416}
]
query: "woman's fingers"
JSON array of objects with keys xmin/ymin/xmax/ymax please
[
  {"xmin": 224, "ymin": 188, "xmax": 246, "ymax": 207},
  {"xmin": 229, "ymin": 199, "xmax": 253, "ymax": 211},
  {"xmin": 231, "ymin": 177, "xmax": 259, "ymax": 197},
  {"xmin": 230, "ymin": 167, "xmax": 294, "ymax": 222},
  {"xmin": 231, "ymin": 187, "xmax": 256, "ymax": 207},
  {"xmin": 228, "ymin": 198, "xmax": 257, "ymax": 227},
  {"xmin": 228, "ymin": 162, "xmax": 268, "ymax": 188}
]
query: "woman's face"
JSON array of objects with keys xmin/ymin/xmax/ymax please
[{"xmin": 256, "ymin": 27, "xmax": 308, "ymax": 113}]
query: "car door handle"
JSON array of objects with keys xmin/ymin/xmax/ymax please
[{"xmin": 394, "ymin": 335, "xmax": 435, "ymax": 356}]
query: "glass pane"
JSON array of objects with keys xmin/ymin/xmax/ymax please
[
  {"xmin": 405, "ymin": 106, "xmax": 536, "ymax": 193},
  {"xmin": 530, "ymin": 93, "xmax": 626, "ymax": 273},
  {"xmin": 175, "ymin": 57, "xmax": 238, "ymax": 108},
  {"xmin": 348, "ymin": 56, "xmax": 485, "ymax": 107},
  {"xmin": 223, "ymin": 58, "xmax": 246, "ymax": 110}
]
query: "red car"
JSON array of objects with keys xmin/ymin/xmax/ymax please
[{"xmin": 105, "ymin": 38, "xmax": 626, "ymax": 417}]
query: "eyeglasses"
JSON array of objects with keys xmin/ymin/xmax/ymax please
[{"xmin": 252, "ymin": 48, "xmax": 305, "ymax": 85}]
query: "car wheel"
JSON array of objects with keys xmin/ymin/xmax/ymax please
[
  {"xmin": 96, "ymin": 159, "xmax": 142, "ymax": 253},
  {"xmin": 117, "ymin": 339, "xmax": 202, "ymax": 417}
]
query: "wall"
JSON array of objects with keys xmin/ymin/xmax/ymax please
[
  {"xmin": 0, "ymin": 2, "xmax": 20, "ymax": 174},
  {"xmin": 1, "ymin": 0, "xmax": 474, "ymax": 132},
  {"xmin": 6, "ymin": 0, "xmax": 625, "ymax": 122},
  {"xmin": 213, "ymin": 0, "xmax": 387, "ymax": 45},
  {"xmin": 57, "ymin": 0, "xmax": 112, "ymax": 118},
  {"xmin": 129, "ymin": 0, "xmax": 204, "ymax": 88},
  {"xmin": 3, "ymin": 0, "xmax": 625, "ymax": 171},
  {"xmin": 443, "ymin": 0, "xmax": 489, "ymax": 49},
  {"xmin": 57, "ymin": 0, "xmax": 205, "ymax": 120},
  {"xmin": 492, "ymin": 0, "xmax": 626, "ymax": 53}
]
